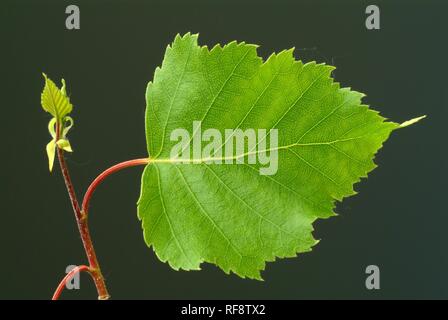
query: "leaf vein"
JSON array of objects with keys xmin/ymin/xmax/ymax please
[{"xmin": 175, "ymin": 166, "xmax": 243, "ymax": 259}]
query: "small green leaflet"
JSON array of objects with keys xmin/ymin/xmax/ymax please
[
  {"xmin": 137, "ymin": 33, "xmax": 424, "ymax": 279},
  {"xmin": 41, "ymin": 74, "xmax": 72, "ymax": 121}
]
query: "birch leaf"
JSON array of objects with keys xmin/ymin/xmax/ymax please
[{"xmin": 137, "ymin": 33, "xmax": 424, "ymax": 279}]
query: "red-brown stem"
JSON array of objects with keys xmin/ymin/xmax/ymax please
[
  {"xmin": 82, "ymin": 158, "xmax": 149, "ymax": 215},
  {"xmin": 52, "ymin": 265, "xmax": 92, "ymax": 300},
  {"xmin": 55, "ymin": 122, "xmax": 110, "ymax": 300}
]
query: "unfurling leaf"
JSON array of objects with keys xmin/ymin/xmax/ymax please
[
  {"xmin": 56, "ymin": 139, "xmax": 73, "ymax": 153},
  {"xmin": 137, "ymin": 33, "xmax": 424, "ymax": 279},
  {"xmin": 45, "ymin": 121, "xmax": 74, "ymax": 172},
  {"xmin": 46, "ymin": 137, "xmax": 73, "ymax": 173},
  {"xmin": 41, "ymin": 73, "xmax": 75, "ymax": 172}
]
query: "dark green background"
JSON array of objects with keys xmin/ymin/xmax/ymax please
[{"xmin": 0, "ymin": 0, "xmax": 445, "ymax": 299}]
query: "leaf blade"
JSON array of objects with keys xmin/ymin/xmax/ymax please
[
  {"xmin": 41, "ymin": 73, "xmax": 73, "ymax": 120},
  {"xmin": 138, "ymin": 33, "xmax": 422, "ymax": 279}
]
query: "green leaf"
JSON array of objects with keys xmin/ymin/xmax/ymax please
[
  {"xmin": 137, "ymin": 33, "xmax": 424, "ymax": 279},
  {"xmin": 41, "ymin": 73, "xmax": 73, "ymax": 121}
]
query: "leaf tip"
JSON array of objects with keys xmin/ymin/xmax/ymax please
[{"xmin": 399, "ymin": 115, "xmax": 426, "ymax": 128}]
